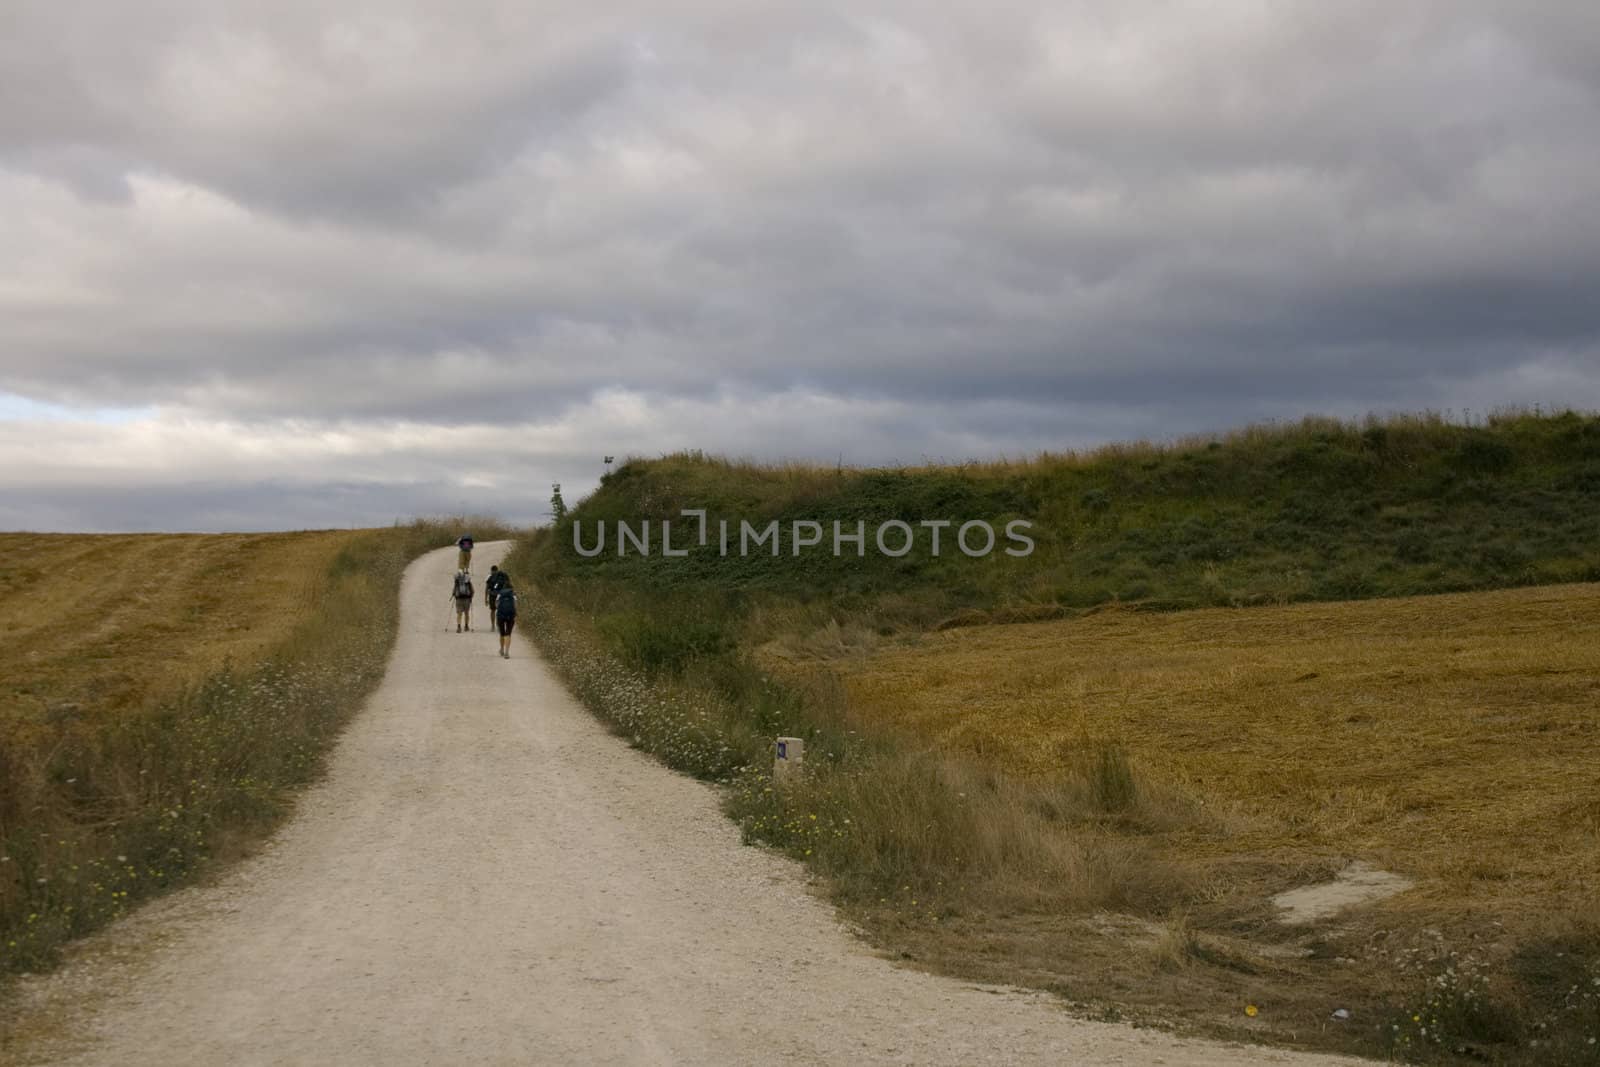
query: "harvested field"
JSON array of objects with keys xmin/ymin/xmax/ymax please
[
  {"xmin": 0, "ymin": 528, "xmax": 384, "ymax": 974},
  {"xmin": 839, "ymin": 582, "xmax": 1600, "ymax": 919},
  {"xmin": 795, "ymin": 584, "xmax": 1600, "ymax": 1060},
  {"xmin": 1, "ymin": 531, "xmax": 360, "ymax": 732}
]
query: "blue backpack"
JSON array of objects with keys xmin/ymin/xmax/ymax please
[{"xmin": 496, "ymin": 588, "xmax": 518, "ymax": 618}]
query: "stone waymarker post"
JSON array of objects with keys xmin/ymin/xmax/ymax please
[{"xmin": 774, "ymin": 736, "xmax": 805, "ymax": 785}]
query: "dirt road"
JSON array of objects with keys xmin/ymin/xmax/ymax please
[{"xmin": 5, "ymin": 544, "xmax": 1364, "ymax": 1065}]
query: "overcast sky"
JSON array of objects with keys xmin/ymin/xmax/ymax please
[{"xmin": 3, "ymin": 2, "xmax": 1598, "ymax": 530}]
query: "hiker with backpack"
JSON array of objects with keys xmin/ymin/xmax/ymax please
[
  {"xmin": 451, "ymin": 569, "xmax": 475, "ymax": 632},
  {"xmin": 494, "ymin": 577, "xmax": 518, "ymax": 658},
  {"xmin": 485, "ymin": 564, "xmax": 509, "ymax": 614},
  {"xmin": 456, "ymin": 533, "xmax": 475, "ymax": 573}
]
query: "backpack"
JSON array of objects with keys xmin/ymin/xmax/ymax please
[
  {"xmin": 454, "ymin": 575, "xmax": 473, "ymax": 598},
  {"xmin": 496, "ymin": 588, "xmax": 518, "ymax": 618}
]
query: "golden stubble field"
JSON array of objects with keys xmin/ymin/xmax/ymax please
[
  {"xmin": 0, "ymin": 532, "xmax": 364, "ymax": 738},
  {"xmin": 1, "ymin": 528, "xmax": 398, "ymax": 987},
  {"xmin": 840, "ymin": 582, "xmax": 1600, "ymax": 922}
]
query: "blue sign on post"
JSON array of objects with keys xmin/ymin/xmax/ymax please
[{"xmin": 776, "ymin": 740, "xmax": 788, "ymax": 760}]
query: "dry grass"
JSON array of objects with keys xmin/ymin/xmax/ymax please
[
  {"xmin": 839, "ymin": 582, "xmax": 1600, "ymax": 917},
  {"xmin": 0, "ymin": 524, "xmax": 499, "ymax": 978},
  {"xmin": 822, "ymin": 583, "xmax": 1600, "ymax": 1059},
  {"xmin": 0, "ymin": 531, "xmax": 360, "ymax": 733}
]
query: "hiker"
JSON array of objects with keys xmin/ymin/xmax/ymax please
[
  {"xmin": 494, "ymin": 577, "xmax": 518, "ymax": 658},
  {"xmin": 456, "ymin": 533, "xmax": 475, "ymax": 572},
  {"xmin": 451, "ymin": 569, "xmax": 474, "ymax": 632},
  {"xmin": 485, "ymin": 564, "xmax": 508, "ymax": 614}
]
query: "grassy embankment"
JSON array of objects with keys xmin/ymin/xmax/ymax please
[
  {"xmin": 0, "ymin": 521, "xmax": 514, "ymax": 978},
  {"xmin": 507, "ymin": 410, "xmax": 1600, "ymax": 1064}
]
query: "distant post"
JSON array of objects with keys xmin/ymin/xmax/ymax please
[{"xmin": 774, "ymin": 736, "xmax": 805, "ymax": 785}]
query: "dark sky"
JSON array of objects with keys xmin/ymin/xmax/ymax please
[{"xmin": 3, "ymin": 1, "xmax": 1598, "ymax": 530}]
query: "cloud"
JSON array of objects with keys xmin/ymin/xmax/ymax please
[{"xmin": 1, "ymin": 1, "xmax": 1598, "ymax": 528}]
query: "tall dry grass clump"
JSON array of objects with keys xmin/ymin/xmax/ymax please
[
  {"xmin": 747, "ymin": 750, "xmax": 1197, "ymax": 917},
  {"xmin": 1086, "ymin": 743, "xmax": 1138, "ymax": 814}
]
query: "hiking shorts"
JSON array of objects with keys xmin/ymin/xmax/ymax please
[
  {"xmin": 455, "ymin": 596, "xmax": 472, "ymax": 613},
  {"xmin": 496, "ymin": 615, "xmax": 515, "ymax": 637},
  {"xmin": 458, "ymin": 549, "xmax": 472, "ymax": 570}
]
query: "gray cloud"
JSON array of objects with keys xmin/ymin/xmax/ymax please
[{"xmin": 2, "ymin": 1, "xmax": 1598, "ymax": 529}]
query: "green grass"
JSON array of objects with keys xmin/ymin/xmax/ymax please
[{"xmin": 534, "ymin": 409, "xmax": 1600, "ymax": 624}]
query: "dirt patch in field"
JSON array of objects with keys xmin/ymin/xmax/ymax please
[{"xmin": 1275, "ymin": 862, "xmax": 1415, "ymax": 925}]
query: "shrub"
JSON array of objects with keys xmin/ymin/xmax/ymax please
[
  {"xmin": 598, "ymin": 611, "xmax": 731, "ymax": 675},
  {"xmin": 1387, "ymin": 953, "xmax": 1523, "ymax": 1061},
  {"xmin": 1456, "ymin": 436, "xmax": 1517, "ymax": 474},
  {"xmin": 1088, "ymin": 743, "xmax": 1138, "ymax": 814}
]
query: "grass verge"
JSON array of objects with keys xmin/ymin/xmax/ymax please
[
  {"xmin": 513, "ymin": 570, "xmax": 1600, "ymax": 1063},
  {"xmin": 0, "ymin": 519, "xmax": 515, "ymax": 977},
  {"xmin": 505, "ymin": 409, "xmax": 1600, "ymax": 1064}
]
